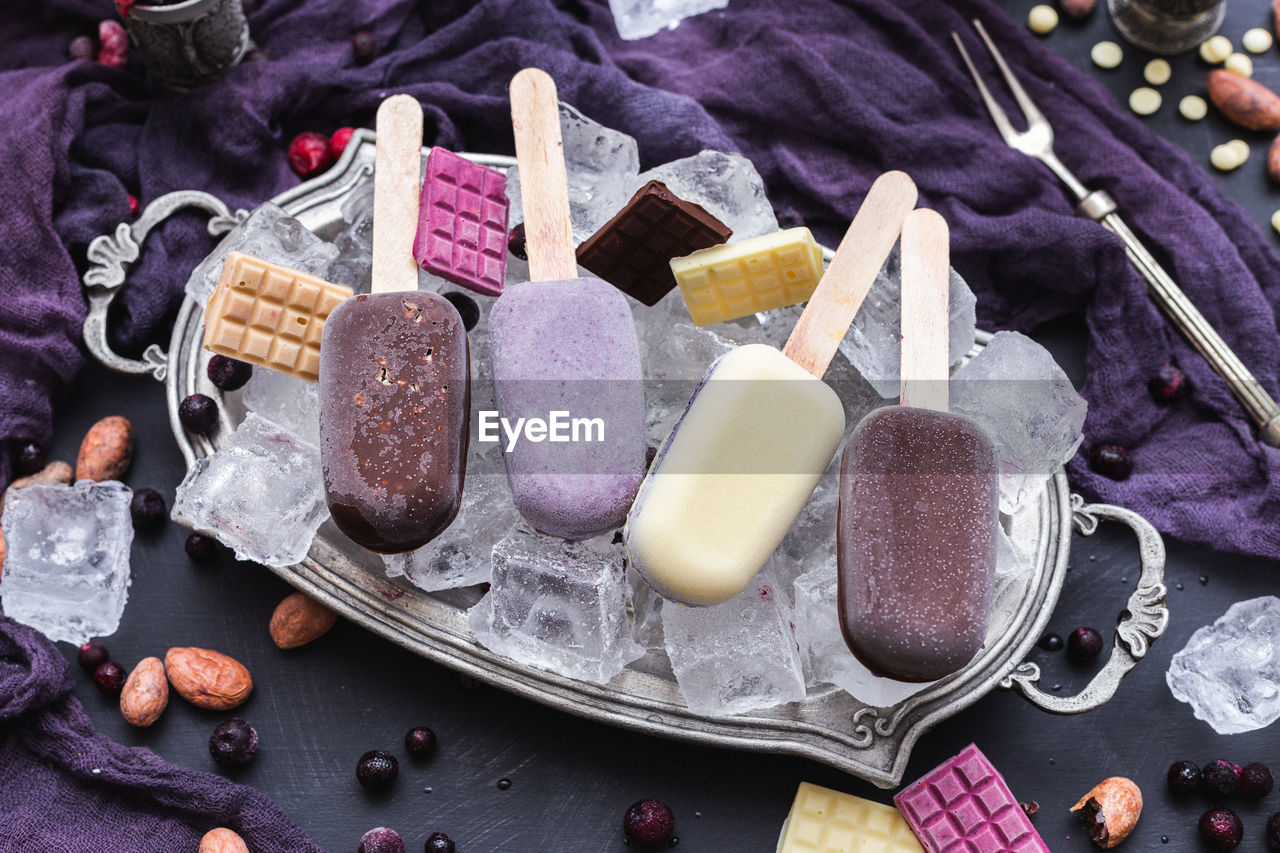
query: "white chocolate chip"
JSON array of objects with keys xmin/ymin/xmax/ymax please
[
  {"xmin": 1271, "ymin": 209, "xmax": 1280, "ymax": 234},
  {"xmin": 1144, "ymin": 58, "xmax": 1172, "ymax": 85},
  {"xmin": 1243, "ymin": 28, "xmax": 1274, "ymax": 54},
  {"xmin": 1227, "ymin": 138, "xmax": 1250, "ymax": 160},
  {"xmin": 1179, "ymin": 94, "xmax": 1208, "ymax": 121},
  {"xmin": 1210, "ymin": 142, "xmax": 1247, "ymax": 170},
  {"xmin": 1224, "ymin": 52, "xmax": 1253, "ymax": 77},
  {"xmin": 1028, "ymin": 5, "xmax": 1059, "ymax": 34},
  {"xmin": 1129, "ymin": 87, "xmax": 1162, "ymax": 116},
  {"xmin": 1091, "ymin": 41, "xmax": 1124, "ymax": 69},
  {"xmin": 1199, "ymin": 35, "xmax": 1233, "ymax": 64}
]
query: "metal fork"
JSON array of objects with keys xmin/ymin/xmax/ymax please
[{"xmin": 953, "ymin": 19, "xmax": 1280, "ymax": 448}]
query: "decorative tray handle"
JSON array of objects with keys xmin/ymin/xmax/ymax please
[
  {"xmin": 82, "ymin": 190, "xmax": 246, "ymax": 381},
  {"xmin": 1001, "ymin": 494, "xmax": 1169, "ymax": 713}
]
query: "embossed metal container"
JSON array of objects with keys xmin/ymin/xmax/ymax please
[
  {"xmin": 82, "ymin": 133, "xmax": 1170, "ymax": 788},
  {"xmin": 126, "ymin": 0, "xmax": 252, "ymax": 90}
]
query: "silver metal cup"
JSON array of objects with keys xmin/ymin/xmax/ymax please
[
  {"xmin": 125, "ymin": 0, "xmax": 252, "ymax": 90},
  {"xmin": 1108, "ymin": 0, "xmax": 1226, "ymax": 55}
]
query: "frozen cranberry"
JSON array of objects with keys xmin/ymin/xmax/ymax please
[
  {"xmin": 185, "ymin": 533, "xmax": 218, "ymax": 562},
  {"xmin": 1089, "ymin": 443, "xmax": 1132, "ymax": 480},
  {"xmin": 1167, "ymin": 760, "xmax": 1202, "ymax": 794},
  {"xmin": 93, "ymin": 661, "xmax": 127, "ymax": 695},
  {"xmin": 209, "ymin": 718, "xmax": 259, "ymax": 768},
  {"xmin": 356, "ymin": 750, "xmax": 398, "ymax": 790},
  {"xmin": 97, "ymin": 20, "xmax": 128, "ymax": 68},
  {"xmin": 1036, "ymin": 633, "xmax": 1063, "ymax": 652},
  {"xmin": 68, "ymin": 35, "xmax": 96, "ymax": 61},
  {"xmin": 78, "ymin": 641, "xmax": 110, "ymax": 672},
  {"xmin": 404, "ymin": 726, "xmax": 437, "ymax": 758},
  {"xmin": 1199, "ymin": 808, "xmax": 1243, "ymax": 849},
  {"xmin": 351, "ymin": 30, "xmax": 378, "ymax": 65},
  {"xmin": 129, "ymin": 488, "xmax": 167, "ymax": 532},
  {"xmin": 1241, "ymin": 762, "xmax": 1274, "ymax": 799},
  {"xmin": 424, "ymin": 833, "xmax": 454, "ymax": 853},
  {"xmin": 206, "ymin": 354, "xmax": 253, "ymax": 391},
  {"xmin": 358, "ymin": 827, "xmax": 405, "ymax": 853},
  {"xmin": 1067, "ymin": 626, "xmax": 1103, "ymax": 662},
  {"xmin": 1148, "ymin": 363, "xmax": 1187, "ymax": 403},
  {"xmin": 624, "ymin": 799, "xmax": 675, "ymax": 847},
  {"xmin": 127, "ymin": 194, "xmax": 139, "ymax": 217},
  {"xmin": 115, "ymin": 0, "xmax": 135, "ymax": 18},
  {"xmin": 179, "ymin": 393, "xmax": 218, "ymax": 434},
  {"xmin": 442, "ymin": 292, "xmax": 480, "ymax": 332},
  {"xmin": 287, "ymin": 132, "xmax": 335, "ymax": 179},
  {"xmin": 1204, "ymin": 760, "xmax": 1242, "ymax": 796},
  {"xmin": 1267, "ymin": 812, "xmax": 1280, "ymax": 850},
  {"xmin": 329, "ymin": 127, "xmax": 355, "ymax": 161},
  {"xmin": 507, "ymin": 222, "xmax": 527, "ymax": 261},
  {"xmin": 14, "ymin": 442, "xmax": 46, "ymax": 476}
]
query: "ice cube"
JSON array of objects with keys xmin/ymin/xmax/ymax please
[
  {"xmin": 241, "ymin": 368, "xmax": 321, "ymax": 446},
  {"xmin": 632, "ymin": 150, "xmax": 778, "ymax": 243},
  {"xmin": 468, "ymin": 526, "xmax": 643, "ymax": 684},
  {"xmin": 0, "ymin": 481, "xmax": 133, "ymax": 645},
  {"xmin": 1167, "ymin": 596, "xmax": 1280, "ymax": 735},
  {"xmin": 185, "ymin": 203, "xmax": 339, "ymax": 308},
  {"xmin": 506, "ymin": 103, "xmax": 640, "ymax": 246},
  {"xmin": 837, "ymin": 246, "xmax": 977, "ymax": 399},
  {"xmin": 628, "ymin": 567, "xmax": 665, "ymax": 649},
  {"xmin": 950, "ymin": 331, "xmax": 1087, "ymax": 515},
  {"xmin": 172, "ymin": 413, "xmax": 327, "ymax": 567},
  {"xmin": 662, "ymin": 568, "xmax": 805, "ymax": 716},
  {"xmin": 384, "ymin": 441, "xmax": 520, "ymax": 592},
  {"xmin": 607, "ymin": 0, "xmax": 730, "ymax": 40}
]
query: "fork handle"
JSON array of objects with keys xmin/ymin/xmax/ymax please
[{"xmin": 1076, "ymin": 189, "xmax": 1280, "ymax": 447}]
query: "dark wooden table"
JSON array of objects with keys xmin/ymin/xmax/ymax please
[{"xmin": 44, "ymin": 2, "xmax": 1280, "ymax": 851}]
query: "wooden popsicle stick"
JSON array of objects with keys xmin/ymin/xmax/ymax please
[
  {"xmin": 510, "ymin": 68, "xmax": 578, "ymax": 282},
  {"xmin": 899, "ymin": 208, "xmax": 951, "ymax": 413},
  {"xmin": 371, "ymin": 94, "xmax": 424, "ymax": 295},
  {"xmin": 782, "ymin": 171, "xmax": 918, "ymax": 379}
]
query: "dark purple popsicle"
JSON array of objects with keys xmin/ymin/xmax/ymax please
[{"xmin": 837, "ymin": 405, "xmax": 999, "ymax": 682}]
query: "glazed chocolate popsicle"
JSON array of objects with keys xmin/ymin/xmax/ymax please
[{"xmin": 319, "ymin": 95, "xmax": 470, "ymax": 554}]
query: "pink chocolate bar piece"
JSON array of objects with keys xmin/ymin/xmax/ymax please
[
  {"xmin": 894, "ymin": 744, "xmax": 1050, "ymax": 853},
  {"xmin": 412, "ymin": 146, "xmax": 509, "ymax": 296}
]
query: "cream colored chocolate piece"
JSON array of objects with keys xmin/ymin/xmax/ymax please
[
  {"xmin": 1210, "ymin": 140, "xmax": 1249, "ymax": 171},
  {"xmin": 203, "ymin": 251, "xmax": 353, "ymax": 382},
  {"xmin": 1129, "ymin": 87, "xmax": 1162, "ymax": 116},
  {"xmin": 777, "ymin": 782, "xmax": 923, "ymax": 853},
  {"xmin": 1200, "ymin": 35, "xmax": 1232, "ymax": 64},
  {"xmin": 1180, "ymin": 94, "xmax": 1208, "ymax": 121},
  {"xmin": 1091, "ymin": 41, "xmax": 1123, "ymax": 69},
  {"xmin": 1144, "ymin": 58, "xmax": 1172, "ymax": 85},
  {"xmin": 1270, "ymin": 209, "xmax": 1280, "ymax": 234},
  {"xmin": 1244, "ymin": 27, "xmax": 1274, "ymax": 54},
  {"xmin": 1225, "ymin": 52, "xmax": 1254, "ymax": 77},
  {"xmin": 1027, "ymin": 4, "xmax": 1058, "ymax": 34}
]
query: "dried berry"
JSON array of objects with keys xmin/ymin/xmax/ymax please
[
  {"xmin": 185, "ymin": 533, "xmax": 218, "ymax": 562},
  {"xmin": 1037, "ymin": 633, "xmax": 1063, "ymax": 652},
  {"xmin": 1068, "ymin": 626, "xmax": 1104, "ymax": 662},
  {"xmin": 287, "ymin": 132, "xmax": 335, "ymax": 179},
  {"xmin": 508, "ymin": 222, "xmax": 527, "ymax": 261},
  {"xmin": 14, "ymin": 442, "xmax": 46, "ymax": 476},
  {"xmin": 442, "ymin": 292, "xmax": 480, "ymax": 332},
  {"xmin": 128, "ymin": 194, "xmax": 139, "ymax": 217},
  {"xmin": 1241, "ymin": 762, "xmax": 1274, "ymax": 798},
  {"xmin": 405, "ymin": 726, "xmax": 437, "ymax": 757},
  {"xmin": 624, "ymin": 799, "xmax": 675, "ymax": 847},
  {"xmin": 356, "ymin": 750, "xmax": 398, "ymax": 790},
  {"xmin": 68, "ymin": 35, "xmax": 96, "ymax": 61},
  {"xmin": 1204, "ymin": 760, "xmax": 1242, "ymax": 796},
  {"xmin": 115, "ymin": 0, "xmax": 135, "ymax": 17},
  {"xmin": 130, "ymin": 488, "xmax": 167, "ymax": 532},
  {"xmin": 1267, "ymin": 812, "xmax": 1280, "ymax": 850},
  {"xmin": 1089, "ymin": 443, "xmax": 1132, "ymax": 480},
  {"xmin": 1199, "ymin": 808, "xmax": 1243, "ymax": 849},
  {"xmin": 179, "ymin": 394, "xmax": 218, "ymax": 434},
  {"xmin": 1071, "ymin": 777, "xmax": 1143, "ymax": 849},
  {"xmin": 97, "ymin": 20, "xmax": 128, "ymax": 68},
  {"xmin": 206, "ymin": 355, "xmax": 252, "ymax": 391},
  {"xmin": 424, "ymin": 833, "xmax": 455, "ymax": 853},
  {"xmin": 351, "ymin": 30, "xmax": 378, "ymax": 65},
  {"xmin": 1167, "ymin": 760, "xmax": 1202, "ymax": 794},
  {"xmin": 94, "ymin": 661, "xmax": 127, "ymax": 695},
  {"xmin": 329, "ymin": 127, "xmax": 355, "ymax": 160},
  {"xmin": 209, "ymin": 718, "xmax": 259, "ymax": 768},
  {"xmin": 1148, "ymin": 363, "xmax": 1187, "ymax": 402},
  {"xmin": 78, "ymin": 641, "xmax": 110, "ymax": 672},
  {"xmin": 358, "ymin": 827, "xmax": 405, "ymax": 853}
]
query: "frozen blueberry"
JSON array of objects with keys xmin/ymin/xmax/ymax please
[
  {"xmin": 185, "ymin": 533, "xmax": 218, "ymax": 562},
  {"xmin": 424, "ymin": 833, "xmax": 455, "ymax": 853},
  {"xmin": 1067, "ymin": 627, "xmax": 1103, "ymax": 662},
  {"xmin": 93, "ymin": 661, "xmax": 126, "ymax": 695},
  {"xmin": 351, "ymin": 30, "xmax": 378, "ymax": 65},
  {"xmin": 209, "ymin": 718, "xmax": 259, "ymax": 768},
  {"xmin": 1167, "ymin": 760, "xmax": 1202, "ymax": 794},
  {"xmin": 356, "ymin": 750, "xmax": 398, "ymax": 790},
  {"xmin": 1267, "ymin": 812, "xmax": 1280, "ymax": 851},
  {"xmin": 1037, "ymin": 633, "xmax": 1063, "ymax": 652},
  {"xmin": 68, "ymin": 35, "xmax": 96, "ymax": 61},
  {"xmin": 78, "ymin": 641, "xmax": 110, "ymax": 672},
  {"xmin": 206, "ymin": 355, "xmax": 253, "ymax": 391},
  {"xmin": 287, "ymin": 132, "xmax": 334, "ymax": 179},
  {"xmin": 496, "ymin": 777, "xmax": 511, "ymax": 790},
  {"xmin": 358, "ymin": 827, "xmax": 405, "ymax": 853},
  {"xmin": 14, "ymin": 441, "xmax": 46, "ymax": 476},
  {"xmin": 405, "ymin": 726, "xmax": 437, "ymax": 758},
  {"xmin": 1241, "ymin": 762, "xmax": 1274, "ymax": 799},
  {"xmin": 1199, "ymin": 808, "xmax": 1243, "ymax": 849},
  {"xmin": 1089, "ymin": 443, "xmax": 1132, "ymax": 480},
  {"xmin": 1148, "ymin": 363, "xmax": 1187, "ymax": 403},
  {"xmin": 129, "ymin": 488, "xmax": 167, "ymax": 532},
  {"xmin": 507, "ymin": 222, "xmax": 527, "ymax": 261},
  {"xmin": 1204, "ymin": 760, "xmax": 1242, "ymax": 797},
  {"xmin": 179, "ymin": 394, "xmax": 218, "ymax": 434},
  {"xmin": 442, "ymin": 292, "xmax": 480, "ymax": 332},
  {"xmin": 624, "ymin": 799, "xmax": 675, "ymax": 847}
]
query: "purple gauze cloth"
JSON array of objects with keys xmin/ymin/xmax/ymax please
[{"xmin": 0, "ymin": 616, "xmax": 323, "ymax": 853}]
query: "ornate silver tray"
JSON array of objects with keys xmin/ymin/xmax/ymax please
[{"xmin": 82, "ymin": 131, "xmax": 1170, "ymax": 788}]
